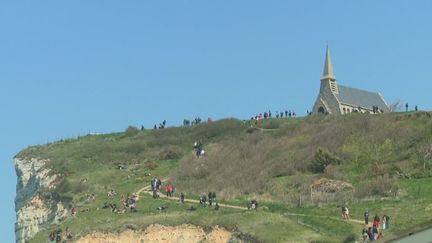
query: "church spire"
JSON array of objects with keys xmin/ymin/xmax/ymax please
[{"xmin": 321, "ymin": 45, "xmax": 336, "ymax": 81}]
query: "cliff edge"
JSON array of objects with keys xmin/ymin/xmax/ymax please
[{"xmin": 14, "ymin": 157, "xmax": 67, "ymax": 243}]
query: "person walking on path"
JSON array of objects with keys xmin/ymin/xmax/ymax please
[
  {"xmin": 373, "ymin": 213, "xmax": 381, "ymax": 229},
  {"xmin": 364, "ymin": 210, "xmax": 369, "ymax": 225},
  {"xmin": 382, "ymin": 214, "xmax": 390, "ymax": 229},
  {"xmin": 180, "ymin": 193, "xmax": 185, "ymax": 204},
  {"xmin": 208, "ymin": 192, "xmax": 213, "ymax": 206}
]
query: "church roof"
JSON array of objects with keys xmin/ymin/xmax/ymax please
[{"xmin": 336, "ymin": 85, "xmax": 389, "ymax": 111}]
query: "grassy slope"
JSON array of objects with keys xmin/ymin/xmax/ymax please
[{"xmin": 18, "ymin": 112, "xmax": 432, "ymax": 242}]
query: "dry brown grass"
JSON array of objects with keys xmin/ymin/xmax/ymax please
[{"xmin": 172, "ymin": 112, "xmax": 432, "ymax": 201}]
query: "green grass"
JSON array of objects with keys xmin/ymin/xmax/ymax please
[{"xmin": 16, "ymin": 114, "xmax": 432, "ymax": 242}]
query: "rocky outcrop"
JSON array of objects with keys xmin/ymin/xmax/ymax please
[
  {"xmin": 14, "ymin": 157, "xmax": 67, "ymax": 243},
  {"xmin": 76, "ymin": 224, "xmax": 232, "ymax": 243}
]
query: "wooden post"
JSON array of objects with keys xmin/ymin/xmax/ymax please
[{"xmin": 310, "ymin": 185, "xmax": 313, "ymax": 204}]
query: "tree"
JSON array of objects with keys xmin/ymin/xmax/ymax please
[
  {"xmin": 416, "ymin": 140, "xmax": 432, "ymax": 173},
  {"xmin": 389, "ymin": 99, "xmax": 402, "ymax": 112},
  {"xmin": 309, "ymin": 148, "xmax": 341, "ymax": 173}
]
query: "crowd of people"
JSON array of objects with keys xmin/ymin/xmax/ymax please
[
  {"xmin": 153, "ymin": 120, "xmax": 167, "ymax": 129},
  {"xmin": 100, "ymin": 193, "xmax": 139, "ymax": 214},
  {"xmin": 183, "ymin": 117, "xmax": 203, "ymax": 126},
  {"xmin": 361, "ymin": 211, "xmax": 390, "ymax": 242},
  {"xmin": 251, "ymin": 109, "xmax": 297, "ymax": 121}
]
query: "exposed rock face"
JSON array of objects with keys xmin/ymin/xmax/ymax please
[
  {"xmin": 76, "ymin": 224, "xmax": 232, "ymax": 243},
  {"xmin": 14, "ymin": 157, "xmax": 66, "ymax": 243}
]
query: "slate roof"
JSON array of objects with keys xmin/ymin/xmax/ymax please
[{"xmin": 336, "ymin": 85, "xmax": 389, "ymax": 111}]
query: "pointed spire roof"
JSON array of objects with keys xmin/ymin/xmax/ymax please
[{"xmin": 321, "ymin": 45, "xmax": 336, "ymax": 81}]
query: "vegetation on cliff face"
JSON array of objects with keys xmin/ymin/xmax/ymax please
[{"xmin": 17, "ymin": 112, "xmax": 432, "ymax": 242}]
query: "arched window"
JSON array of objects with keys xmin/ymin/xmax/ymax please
[{"xmin": 318, "ymin": 107, "xmax": 325, "ymax": 114}]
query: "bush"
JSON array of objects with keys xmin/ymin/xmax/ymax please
[
  {"xmin": 262, "ymin": 120, "xmax": 280, "ymax": 129},
  {"xmin": 124, "ymin": 141, "xmax": 146, "ymax": 155},
  {"xmin": 144, "ymin": 161, "xmax": 159, "ymax": 170},
  {"xmin": 125, "ymin": 126, "xmax": 140, "ymax": 137},
  {"xmin": 309, "ymin": 149, "xmax": 341, "ymax": 173},
  {"xmin": 159, "ymin": 147, "xmax": 182, "ymax": 160}
]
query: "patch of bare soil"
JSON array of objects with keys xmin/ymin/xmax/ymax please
[{"xmin": 76, "ymin": 224, "xmax": 232, "ymax": 243}]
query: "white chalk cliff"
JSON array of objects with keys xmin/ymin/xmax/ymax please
[{"xmin": 14, "ymin": 157, "xmax": 67, "ymax": 243}]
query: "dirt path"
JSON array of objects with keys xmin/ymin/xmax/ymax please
[
  {"xmin": 283, "ymin": 212, "xmax": 364, "ymax": 225},
  {"xmin": 135, "ymin": 183, "xmax": 247, "ymax": 210},
  {"xmin": 135, "ymin": 183, "xmax": 364, "ymax": 225}
]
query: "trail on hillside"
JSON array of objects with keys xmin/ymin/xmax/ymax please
[
  {"xmin": 283, "ymin": 212, "xmax": 364, "ymax": 225},
  {"xmin": 135, "ymin": 183, "xmax": 247, "ymax": 210},
  {"xmin": 134, "ymin": 182, "xmax": 364, "ymax": 225}
]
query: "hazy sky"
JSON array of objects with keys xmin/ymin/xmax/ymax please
[{"xmin": 2, "ymin": 1, "xmax": 432, "ymax": 241}]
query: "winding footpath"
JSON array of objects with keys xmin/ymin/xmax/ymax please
[
  {"xmin": 135, "ymin": 183, "xmax": 246, "ymax": 210},
  {"xmin": 135, "ymin": 182, "xmax": 364, "ymax": 225}
]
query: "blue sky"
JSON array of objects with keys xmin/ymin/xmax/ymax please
[{"xmin": 1, "ymin": 1, "xmax": 432, "ymax": 241}]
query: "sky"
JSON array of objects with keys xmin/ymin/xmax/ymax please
[{"xmin": 1, "ymin": 1, "xmax": 432, "ymax": 241}]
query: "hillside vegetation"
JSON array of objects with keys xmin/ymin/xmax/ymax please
[{"xmin": 18, "ymin": 112, "xmax": 432, "ymax": 242}]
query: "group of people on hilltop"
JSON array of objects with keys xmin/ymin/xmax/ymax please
[
  {"xmin": 251, "ymin": 109, "xmax": 297, "ymax": 121},
  {"xmin": 153, "ymin": 120, "xmax": 167, "ymax": 129},
  {"xmin": 183, "ymin": 117, "xmax": 203, "ymax": 126},
  {"xmin": 361, "ymin": 211, "xmax": 390, "ymax": 242},
  {"xmin": 101, "ymin": 192, "xmax": 140, "ymax": 214},
  {"xmin": 372, "ymin": 106, "xmax": 383, "ymax": 114}
]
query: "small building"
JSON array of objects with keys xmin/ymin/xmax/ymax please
[{"xmin": 312, "ymin": 46, "xmax": 390, "ymax": 115}]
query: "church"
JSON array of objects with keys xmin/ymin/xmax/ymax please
[{"xmin": 312, "ymin": 47, "xmax": 390, "ymax": 115}]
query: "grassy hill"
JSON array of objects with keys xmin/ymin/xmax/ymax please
[{"xmin": 18, "ymin": 112, "xmax": 432, "ymax": 242}]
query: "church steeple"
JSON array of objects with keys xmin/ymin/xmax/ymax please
[
  {"xmin": 321, "ymin": 45, "xmax": 336, "ymax": 81},
  {"xmin": 320, "ymin": 45, "xmax": 338, "ymax": 94}
]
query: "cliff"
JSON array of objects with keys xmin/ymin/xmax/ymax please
[{"xmin": 14, "ymin": 157, "xmax": 68, "ymax": 243}]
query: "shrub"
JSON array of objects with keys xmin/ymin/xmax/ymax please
[
  {"xmin": 159, "ymin": 147, "xmax": 182, "ymax": 160},
  {"xmin": 144, "ymin": 161, "xmax": 159, "ymax": 170},
  {"xmin": 124, "ymin": 141, "xmax": 146, "ymax": 155},
  {"xmin": 262, "ymin": 120, "xmax": 280, "ymax": 129},
  {"xmin": 125, "ymin": 126, "xmax": 140, "ymax": 137},
  {"xmin": 309, "ymin": 149, "xmax": 341, "ymax": 173}
]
